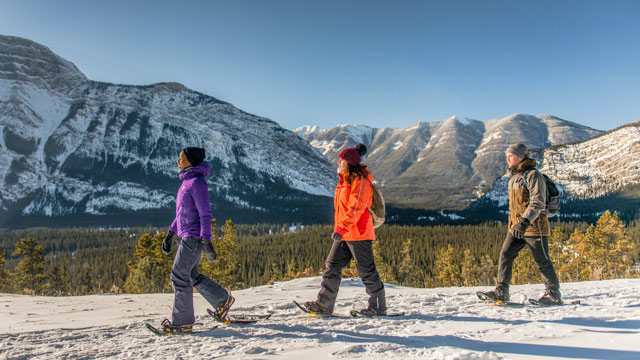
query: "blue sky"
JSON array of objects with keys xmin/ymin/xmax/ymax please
[{"xmin": 1, "ymin": 0, "xmax": 639, "ymax": 131}]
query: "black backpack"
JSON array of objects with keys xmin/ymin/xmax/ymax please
[{"xmin": 520, "ymin": 169, "xmax": 560, "ymax": 217}]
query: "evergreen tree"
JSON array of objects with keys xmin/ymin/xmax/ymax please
[
  {"xmin": 46, "ymin": 261, "xmax": 71, "ymax": 296},
  {"xmin": 461, "ymin": 249, "xmax": 480, "ymax": 286},
  {"xmin": 433, "ymin": 244, "xmax": 463, "ymax": 287},
  {"xmin": 12, "ymin": 237, "xmax": 47, "ymax": 295},
  {"xmin": 0, "ymin": 248, "xmax": 11, "ymax": 292},
  {"xmin": 593, "ymin": 211, "xmax": 635, "ymax": 279},
  {"xmin": 200, "ymin": 219, "xmax": 241, "ymax": 289},
  {"xmin": 398, "ymin": 238, "xmax": 423, "ymax": 287},
  {"xmin": 124, "ymin": 232, "xmax": 172, "ymax": 293},
  {"xmin": 512, "ymin": 249, "xmax": 541, "ymax": 285},
  {"xmin": 372, "ymin": 238, "xmax": 397, "ymax": 284},
  {"xmin": 478, "ymin": 254, "xmax": 495, "ymax": 286}
]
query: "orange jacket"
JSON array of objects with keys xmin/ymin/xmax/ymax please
[{"xmin": 334, "ymin": 169, "xmax": 375, "ymax": 241}]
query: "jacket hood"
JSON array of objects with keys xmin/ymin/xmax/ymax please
[
  {"xmin": 510, "ymin": 157, "xmax": 537, "ymax": 175},
  {"xmin": 179, "ymin": 161, "xmax": 211, "ymax": 180}
]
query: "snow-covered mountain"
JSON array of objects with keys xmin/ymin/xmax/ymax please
[
  {"xmin": 0, "ymin": 34, "xmax": 335, "ymax": 227},
  {"xmin": 3, "ymin": 277, "xmax": 640, "ymax": 359},
  {"xmin": 483, "ymin": 122, "xmax": 640, "ymax": 208},
  {"xmin": 294, "ymin": 114, "xmax": 602, "ymax": 209}
]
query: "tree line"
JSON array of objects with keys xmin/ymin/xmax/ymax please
[{"xmin": 0, "ymin": 211, "xmax": 638, "ymax": 296}]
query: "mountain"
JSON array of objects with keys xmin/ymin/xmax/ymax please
[
  {"xmin": 0, "ymin": 34, "xmax": 335, "ymax": 227},
  {"xmin": 294, "ymin": 114, "xmax": 602, "ymax": 209},
  {"xmin": 4, "ymin": 277, "xmax": 640, "ymax": 358}
]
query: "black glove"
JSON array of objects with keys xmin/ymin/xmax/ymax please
[
  {"xmin": 162, "ymin": 230, "xmax": 175, "ymax": 254},
  {"xmin": 331, "ymin": 231, "xmax": 343, "ymax": 242},
  {"xmin": 202, "ymin": 240, "xmax": 217, "ymax": 262},
  {"xmin": 511, "ymin": 218, "xmax": 531, "ymax": 239}
]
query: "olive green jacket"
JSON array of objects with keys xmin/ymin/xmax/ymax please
[{"xmin": 507, "ymin": 158, "xmax": 551, "ymax": 237}]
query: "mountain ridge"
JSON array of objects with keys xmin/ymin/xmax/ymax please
[
  {"xmin": 294, "ymin": 113, "xmax": 603, "ymax": 209},
  {"xmin": 0, "ymin": 34, "xmax": 335, "ymax": 227}
]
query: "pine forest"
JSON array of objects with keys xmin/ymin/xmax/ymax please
[{"xmin": 0, "ymin": 211, "xmax": 638, "ymax": 296}]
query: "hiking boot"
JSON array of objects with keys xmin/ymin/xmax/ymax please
[
  {"xmin": 213, "ymin": 292, "xmax": 235, "ymax": 320},
  {"xmin": 483, "ymin": 287, "xmax": 510, "ymax": 302},
  {"xmin": 160, "ymin": 319, "xmax": 193, "ymax": 334},
  {"xmin": 358, "ymin": 306, "xmax": 387, "ymax": 317},
  {"xmin": 536, "ymin": 289, "xmax": 563, "ymax": 305},
  {"xmin": 302, "ymin": 301, "xmax": 332, "ymax": 315}
]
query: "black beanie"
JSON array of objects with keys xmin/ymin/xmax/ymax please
[{"xmin": 182, "ymin": 147, "xmax": 205, "ymax": 166}]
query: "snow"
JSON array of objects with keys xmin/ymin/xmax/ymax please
[{"xmin": 4, "ymin": 277, "xmax": 637, "ymax": 359}]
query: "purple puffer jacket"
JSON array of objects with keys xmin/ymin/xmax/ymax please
[{"xmin": 169, "ymin": 161, "xmax": 213, "ymax": 240}]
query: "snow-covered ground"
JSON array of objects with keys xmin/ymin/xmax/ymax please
[{"xmin": 1, "ymin": 277, "xmax": 639, "ymax": 359}]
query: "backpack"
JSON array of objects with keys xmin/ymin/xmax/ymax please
[
  {"xmin": 520, "ymin": 169, "xmax": 560, "ymax": 217},
  {"xmin": 366, "ymin": 184, "xmax": 386, "ymax": 228}
]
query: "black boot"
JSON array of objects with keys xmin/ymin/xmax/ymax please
[
  {"xmin": 482, "ymin": 286, "xmax": 510, "ymax": 302},
  {"xmin": 302, "ymin": 301, "xmax": 332, "ymax": 315},
  {"xmin": 358, "ymin": 306, "xmax": 387, "ymax": 317},
  {"xmin": 536, "ymin": 289, "xmax": 563, "ymax": 305}
]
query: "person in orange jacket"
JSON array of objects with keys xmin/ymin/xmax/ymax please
[{"xmin": 302, "ymin": 144, "xmax": 386, "ymax": 316}]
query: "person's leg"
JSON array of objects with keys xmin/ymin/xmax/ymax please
[
  {"xmin": 496, "ymin": 232, "xmax": 527, "ymax": 290},
  {"xmin": 316, "ymin": 240, "xmax": 353, "ymax": 313},
  {"xmin": 525, "ymin": 236, "xmax": 560, "ymax": 294},
  {"xmin": 347, "ymin": 240, "xmax": 386, "ymax": 313},
  {"xmin": 188, "ymin": 239, "xmax": 229, "ymax": 308},
  {"xmin": 170, "ymin": 237, "xmax": 200, "ymax": 326}
]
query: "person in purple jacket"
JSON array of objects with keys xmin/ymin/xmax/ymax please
[{"xmin": 159, "ymin": 147, "xmax": 234, "ymax": 334}]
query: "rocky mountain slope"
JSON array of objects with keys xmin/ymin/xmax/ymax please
[
  {"xmin": 483, "ymin": 122, "xmax": 640, "ymax": 209},
  {"xmin": 295, "ymin": 115, "xmax": 602, "ymax": 209},
  {"xmin": 0, "ymin": 34, "xmax": 335, "ymax": 227}
]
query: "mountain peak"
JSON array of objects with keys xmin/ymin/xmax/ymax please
[{"xmin": 0, "ymin": 34, "xmax": 87, "ymax": 92}]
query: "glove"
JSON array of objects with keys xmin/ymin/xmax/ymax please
[
  {"xmin": 511, "ymin": 218, "xmax": 531, "ymax": 239},
  {"xmin": 331, "ymin": 231, "xmax": 343, "ymax": 242},
  {"xmin": 162, "ymin": 230, "xmax": 175, "ymax": 254},
  {"xmin": 202, "ymin": 240, "xmax": 217, "ymax": 262}
]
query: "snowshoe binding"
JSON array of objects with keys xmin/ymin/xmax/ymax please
[{"xmin": 212, "ymin": 292, "xmax": 235, "ymax": 321}]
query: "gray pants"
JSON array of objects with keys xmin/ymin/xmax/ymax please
[
  {"xmin": 497, "ymin": 233, "xmax": 560, "ymax": 292},
  {"xmin": 317, "ymin": 240, "xmax": 386, "ymax": 313},
  {"xmin": 171, "ymin": 237, "xmax": 228, "ymax": 326}
]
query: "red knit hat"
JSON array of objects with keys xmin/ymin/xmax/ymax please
[{"xmin": 338, "ymin": 144, "xmax": 367, "ymax": 166}]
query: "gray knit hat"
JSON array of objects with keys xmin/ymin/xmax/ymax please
[{"xmin": 505, "ymin": 144, "xmax": 528, "ymax": 158}]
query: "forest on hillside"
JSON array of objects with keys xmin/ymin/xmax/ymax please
[{"xmin": 0, "ymin": 211, "xmax": 638, "ymax": 296}]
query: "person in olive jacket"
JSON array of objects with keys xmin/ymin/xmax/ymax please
[
  {"xmin": 481, "ymin": 144, "xmax": 562, "ymax": 305},
  {"xmin": 159, "ymin": 147, "xmax": 234, "ymax": 333}
]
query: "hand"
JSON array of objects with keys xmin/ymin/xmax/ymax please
[
  {"xmin": 202, "ymin": 240, "xmax": 217, "ymax": 261},
  {"xmin": 511, "ymin": 218, "xmax": 531, "ymax": 239},
  {"xmin": 162, "ymin": 230, "xmax": 175, "ymax": 254},
  {"xmin": 331, "ymin": 231, "xmax": 343, "ymax": 242}
]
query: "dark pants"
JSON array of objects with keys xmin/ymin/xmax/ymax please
[
  {"xmin": 497, "ymin": 233, "xmax": 560, "ymax": 292},
  {"xmin": 316, "ymin": 240, "xmax": 386, "ymax": 313},
  {"xmin": 171, "ymin": 237, "xmax": 228, "ymax": 326}
]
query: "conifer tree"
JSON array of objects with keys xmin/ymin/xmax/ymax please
[
  {"xmin": 478, "ymin": 254, "xmax": 495, "ymax": 286},
  {"xmin": 47, "ymin": 261, "xmax": 71, "ymax": 296},
  {"xmin": 124, "ymin": 232, "xmax": 172, "ymax": 293},
  {"xmin": 560, "ymin": 228, "xmax": 588, "ymax": 282},
  {"xmin": 372, "ymin": 238, "xmax": 397, "ymax": 284},
  {"xmin": 434, "ymin": 244, "xmax": 463, "ymax": 287},
  {"xmin": 398, "ymin": 239, "xmax": 423, "ymax": 287},
  {"xmin": 12, "ymin": 237, "xmax": 47, "ymax": 295},
  {"xmin": 461, "ymin": 249, "xmax": 480, "ymax": 286},
  {"xmin": 512, "ymin": 249, "xmax": 540, "ymax": 285},
  {"xmin": 593, "ymin": 211, "xmax": 635, "ymax": 279},
  {"xmin": 200, "ymin": 219, "xmax": 241, "ymax": 289},
  {"xmin": 0, "ymin": 248, "xmax": 11, "ymax": 292}
]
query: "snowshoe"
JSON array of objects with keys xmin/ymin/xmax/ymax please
[
  {"xmin": 529, "ymin": 290, "xmax": 563, "ymax": 306},
  {"xmin": 476, "ymin": 287, "xmax": 510, "ymax": 303}
]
